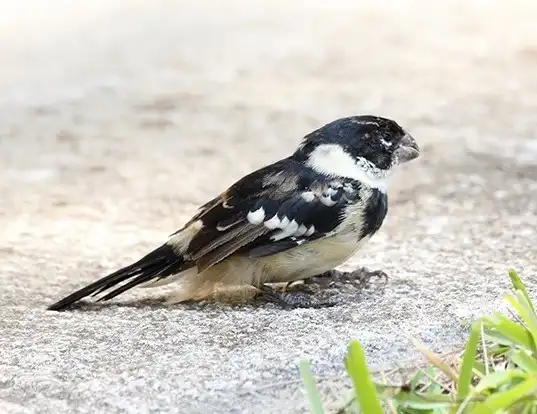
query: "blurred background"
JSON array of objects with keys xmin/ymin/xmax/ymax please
[{"xmin": 1, "ymin": 0, "xmax": 536, "ymax": 300}]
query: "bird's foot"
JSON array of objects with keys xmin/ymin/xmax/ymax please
[
  {"xmin": 257, "ymin": 284, "xmax": 336, "ymax": 309},
  {"xmin": 283, "ymin": 281, "xmax": 318, "ymax": 294},
  {"xmin": 305, "ymin": 267, "xmax": 389, "ymax": 289}
]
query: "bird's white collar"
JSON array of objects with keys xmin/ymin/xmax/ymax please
[{"xmin": 305, "ymin": 144, "xmax": 392, "ymax": 192}]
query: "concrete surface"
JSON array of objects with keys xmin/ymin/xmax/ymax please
[{"xmin": 1, "ymin": 1, "xmax": 537, "ymax": 413}]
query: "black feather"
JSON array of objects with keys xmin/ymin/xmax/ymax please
[
  {"xmin": 361, "ymin": 188, "xmax": 388, "ymax": 238},
  {"xmin": 233, "ymin": 174, "xmax": 361, "ymax": 258},
  {"xmin": 47, "ymin": 244, "xmax": 188, "ymax": 311},
  {"xmin": 293, "ymin": 115, "xmax": 407, "ymax": 170},
  {"xmin": 246, "ymin": 239, "xmax": 305, "ymax": 258}
]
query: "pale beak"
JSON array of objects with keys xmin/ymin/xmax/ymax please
[{"xmin": 395, "ymin": 133, "xmax": 420, "ymax": 163}]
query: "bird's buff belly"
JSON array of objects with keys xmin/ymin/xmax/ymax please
[{"xmin": 244, "ymin": 234, "xmax": 369, "ymax": 285}]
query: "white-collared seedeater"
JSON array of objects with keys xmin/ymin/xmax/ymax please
[{"xmin": 48, "ymin": 115, "xmax": 419, "ymax": 311}]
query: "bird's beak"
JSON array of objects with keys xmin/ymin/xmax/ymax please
[{"xmin": 395, "ymin": 133, "xmax": 420, "ymax": 163}]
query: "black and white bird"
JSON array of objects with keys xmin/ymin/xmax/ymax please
[{"xmin": 48, "ymin": 115, "xmax": 419, "ymax": 311}]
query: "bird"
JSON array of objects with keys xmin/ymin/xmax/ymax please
[{"xmin": 47, "ymin": 115, "xmax": 419, "ymax": 311}]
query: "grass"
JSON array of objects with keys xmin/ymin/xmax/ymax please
[{"xmin": 300, "ymin": 269, "xmax": 537, "ymax": 413}]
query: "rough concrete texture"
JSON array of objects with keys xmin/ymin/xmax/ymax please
[{"xmin": 1, "ymin": 1, "xmax": 537, "ymax": 413}]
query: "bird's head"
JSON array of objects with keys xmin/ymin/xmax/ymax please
[{"xmin": 294, "ymin": 115, "xmax": 420, "ymax": 192}]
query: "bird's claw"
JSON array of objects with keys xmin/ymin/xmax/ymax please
[
  {"xmin": 283, "ymin": 281, "xmax": 318, "ymax": 294},
  {"xmin": 305, "ymin": 267, "xmax": 389, "ymax": 289},
  {"xmin": 257, "ymin": 284, "xmax": 336, "ymax": 309}
]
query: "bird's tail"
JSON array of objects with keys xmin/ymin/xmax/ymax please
[{"xmin": 47, "ymin": 243, "xmax": 190, "ymax": 311}]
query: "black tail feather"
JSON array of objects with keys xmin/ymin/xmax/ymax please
[{"xmin": 47, "ymin": 244, "xmax": 188, "ymax": 311}]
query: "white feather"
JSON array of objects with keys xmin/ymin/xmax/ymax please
[
  {"xmin": 306, "ymin": 144, "xmax": 391, "ymax": 192},
  {"xmin": 380, "ymin": 138, "xmax": 393, "ymax": 147},
  {"xmin": 320, "ymin": 195, "xmax": 337, "ymax": 206},
  {"xmin": 264, "ymin": 214, "xmax": 281, "ymax": 229},
  {"xmin": 279, "ymin": 216, "xmax": 290, "ymax": 229},
  {"xmin": 295, "ymin": 224, "xmax": 308, "ymax": 236},
  {"xmin": 247, "ymin": 207, "xmax": 265, "ymax": 225},
  {"xmin": 271, "ymin": 220, "xmax": 299, "ymax": 241},
  {"xmin": 216, "ymin": 222, "xmax": 236, "ymax": 231},
  {"xmin": 301, "ymin": 191, "xmax": 315, "ymax": 202}
]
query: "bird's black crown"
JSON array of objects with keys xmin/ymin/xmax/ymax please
[{"xmin": 295, "ymin": 115, "xmax": 413, "ymax": 170}]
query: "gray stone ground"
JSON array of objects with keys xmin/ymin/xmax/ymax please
[{"xmin": 1, "ymin": 1, "xmax": 537, "ymax": 413}]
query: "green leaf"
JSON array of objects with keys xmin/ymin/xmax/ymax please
[
  {"xmin": 509, "ymin": 350, "xmax": 537, "ymax": 373},
  {"xmin": 520, "ymin": 403, "xmax": 537, "ymax": 414},
  {"xmin": 387, "ymin": 390, "xmax": 454, "ymax": 410},
  {"xmin": 344, "ymin": 340, "xmax": 383, "ymax": 414},
  {"xmin": 299, "ymin": 359, "xmax": 325, "ymax": 414},
  {"xmin": 457, "ymin": 321, "xmax": 481, "ymax": 399},
  {"xmin": 508, "ymin": 269, "xmax": 535, "ymax": 314},
  {"xmin": 472, "ymin": 360, "xmax": 488, "ymax": 378},
  {"xmin": 374, "ymin": 383, "xmax": 458, "ymax": 411},
  {"xmin": 472, "ymin": 375, "xmax": 537, "ymax": 413},
  {"xmin": 486, "ymin": 343, "xmax": 510, "ymax": 358},
  {"xmin": 505, "ymin": 292, "xmax": 537, "ymax": 348},
  {"xmin": 473, "ymin": 370, "xmax": 528, "ymax": 394},
  {"xmin": 427, "ymin": 369, "xmax": 443, "ymax": 394},
  {"xmin": 410, "ymin": 370, "xmax": 427, "ymax": 390},
  {"xmin": 480, "ymin": 312, "xmax": 536, "ymax": 351}
]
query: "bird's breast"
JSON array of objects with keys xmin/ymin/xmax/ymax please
[
  {"xmin": 256, "ymin": 233, "xmax": 369, "ymax": 283},
  {"xmin": 361, "ymin": 188, "xmax": 388, "ymax": 238},
  {"xmin": 336, "ymin": 186, "xmax": 388, "ymax": 240}
]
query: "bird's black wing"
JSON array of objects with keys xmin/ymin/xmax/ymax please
[{"xmin": 181, "ymin": 158, "xmax": 362, "ymax": 270}]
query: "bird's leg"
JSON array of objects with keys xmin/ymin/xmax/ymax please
[
  {"xmin": 256, "ymin": 284, "xmax": 336, "ymax": 309},
  {"xmin": 305, "ymin": 267, "xmax": 389, "ymax": 289}
]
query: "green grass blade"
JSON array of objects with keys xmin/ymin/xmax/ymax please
[
  {"xmin": 299, "ymin": 359, "xmax": 325, "ymax": 414},
  {"xmin": 409, "ymin": 369, "xmax": 427, "ymax": 390},
  {"xmin": 509, "ymin": 269, "xmax": 535, "ymax": 314},
  {"xmin": 473, "ymin": 370, "xmax": 527, "ymax": 394},
  {"xmin": 376, "ymin": 380, "xmax": 455, "ymax": 411},
  {"xmin": 509, "ymin": 350, "xmax": 537, "ymax": 373},
  {"xmin": 457, "ymin": 321, "xmax": 481, "ymax": 399},
  {"xmin": 298, "ymin": 270, "xmax": 537, "ymax": 414},
  {"xmin": 506, "ymin": 292, "xmax": 537, "ymax": 346},
  {"xmin": 520, "ymin": 403, "xmax": 537, "ymax": 414},
  {"xmin": 344, "ymin": 340, "xmax": 383, "ymax": 414},
  {"xmin": 426, "ymin": 367, "xmax": 443, "ymax": 394},
  {"xmin": 388, "ymin": 391, "xmax": 455, "ymax": 410},
  {"xmin": 485, "ymin": 343, "xmax": 510, "ymax": 358},
  {"xmin": 472, "ymin": 360, "xmax": 488, "ymax": 377},
  {"xmin": 480, "ymin": 312, "xmax": 536, "ymax": 351},
  {"xmin": 472, "ymin": 375, "xmax": 537, "ymax": 414}
]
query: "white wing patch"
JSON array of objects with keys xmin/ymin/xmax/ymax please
[
  {"xmin": 301, "ymin": 191, "xmax": 315, "ymax": 202},
  {"xmin": 271, "ymin": 219, "xmax": 299, "ymax": 241},
  {"xmin": 320, "ymin": 192, "xmax": 337, "ymax": 206},
  {"xmin": 169, "ymin": 220, "xmax": 204, "ymax": 252},
  {"xmin": 245, "ymin": 177, "xmax": 346, "ymax": 244},
  {"xmin": 247, "ymin": 204, "xmax": 317, "ymax": 241},
  {"xmin": 245, "ymin": 177, "xmax": 350, "ymax": 245},
  {"xmin": 305, "ymin": 225, "xmax": 315, "ymax": 236},
  {"xmin": 216, "ymin": 222, "xmax": 236, "ymax": 231},
  {"xmin": 295, "ymin": 224, "xmax": 308, "ymax": 236},
  {"xmin": 264, "ymin": 215, "xmax": 288, "ymax": 230},
  {"xmin": 247, "ymin": 207, "xmax": 265, "ymax": 225}
]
